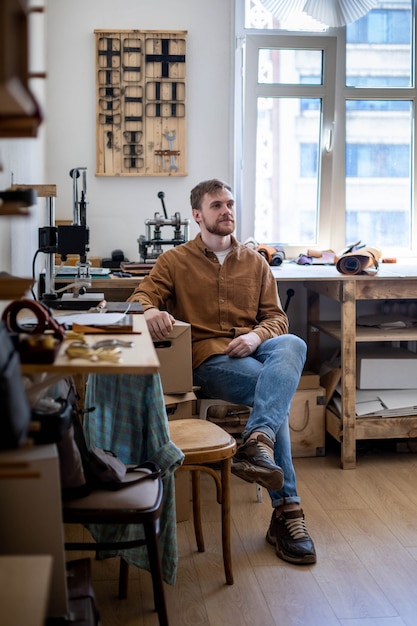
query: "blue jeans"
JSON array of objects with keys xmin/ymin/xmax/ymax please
[{"xmin": 193, "ymin": 334, "xmax": 307, "ymax": 508}]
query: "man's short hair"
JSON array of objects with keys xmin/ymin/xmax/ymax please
[{"xmin": 190, "ymin": 179, "xmax": 232, "ymax": 211}]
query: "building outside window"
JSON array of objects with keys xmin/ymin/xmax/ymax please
[{"xmin": 235, "ymin": 0, "xmax": 416, "ymax": 257}]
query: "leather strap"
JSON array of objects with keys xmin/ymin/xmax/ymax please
[{"xmin": 2, "ymin": 299, "xmax": 65, "ymax": 338}]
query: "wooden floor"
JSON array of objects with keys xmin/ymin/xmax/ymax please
[{"xmin": 67, "ymin": 441, "xmax": 417, "ymax": 626}]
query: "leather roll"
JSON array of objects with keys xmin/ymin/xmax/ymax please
[{"xmin": 336, "ymin": 247, "xmax": 382, "ymax": 275}]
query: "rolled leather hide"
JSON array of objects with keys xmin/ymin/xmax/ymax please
[{"xmin": 335, "ymin": 247, "xmax": 381, "ymax": 275}]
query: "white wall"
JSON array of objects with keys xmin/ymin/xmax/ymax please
[
  {"xmin": 0, "ymin": 1, "xmax": 46, "ymax": 277},
  {"xmin": 44, "ymin": 0, "xmax": 235, "ymax": 263},
  {"xmin": 0, "ymin": 0, "xmax": 316, "ymax": 343},
  {"xmin": 0, "ymin": 0, "xmax": 234, "ymax": 275}
]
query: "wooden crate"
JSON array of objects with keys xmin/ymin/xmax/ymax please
[{"xmin": 289, "ymin": 387, "xmax": 326, "ymax": 458}]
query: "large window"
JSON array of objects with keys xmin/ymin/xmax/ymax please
[{"xmin": 236, "ymin": 0, "xmax": 416, "ymax": 257}]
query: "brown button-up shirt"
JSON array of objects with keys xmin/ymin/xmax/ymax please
[{"xmin": 128, "ymin": 234, "xmax": 289, "ymax": 369}]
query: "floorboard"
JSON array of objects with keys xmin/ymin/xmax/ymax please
[{"xmin": 69, "ymin": 442, "xmax": 417, "ymax": 625}]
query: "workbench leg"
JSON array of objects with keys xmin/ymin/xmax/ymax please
[
  {"xmin": 340, "ymin": 280, "xmax": 357, "ymax": 469},
  {"xmin": 306, "ymin": 289, "xmax": 321, "ymax": 372}
]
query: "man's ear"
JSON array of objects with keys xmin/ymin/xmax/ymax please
[{"xmin": 192, "ymin": 208, "xmax": 200, "ymax": 223}]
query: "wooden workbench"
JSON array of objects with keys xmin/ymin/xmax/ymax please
[
  {"xmin": 271, "ymin": 261, "xmax": 417, "ymax": 469},
  {"xmin": 53, "ymin": 274, "xmax": 143, "ymax": 302},
  {"xmin": 56, "ymin": 259, "xmax": 417, "ymax": 469}
]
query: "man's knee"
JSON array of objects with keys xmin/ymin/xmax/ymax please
[
  {"xmin": 285, "ymin": 334, "xmax": 307, "ymax": 358},
  {"xmin": 271, "ymin": 334, "xmax": 306, "ymax": 357}
]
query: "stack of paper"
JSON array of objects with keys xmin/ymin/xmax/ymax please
[
  {"xmin": 332, "ymin": 385, "xmax": 417, "ymax": 418},
  {"xmin": 55, "ymin": 312, "xmax": 135, "ymax": 333}
]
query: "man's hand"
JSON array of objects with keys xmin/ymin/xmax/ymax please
[
  {"xmin": 223, "ymin": 331, "xmax": 261, "ymax": 358},
  {"xmin": 144, "ymin": 308, "xmax": 175, "ymax": 341}
]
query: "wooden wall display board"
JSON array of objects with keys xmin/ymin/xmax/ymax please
[{"xmin": 95, "ymin": 29, "xmax": 187, "ymax": 177}]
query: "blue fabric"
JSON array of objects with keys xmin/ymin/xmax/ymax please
[
  {"xmin": 83, "ymin": 373, "xmax": 184, "ymax": 585},
  {"xmin": 193, "ymin": 334, "xmax": 306, "ymax": 508}
]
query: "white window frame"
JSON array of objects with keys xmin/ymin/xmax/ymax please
[{"xmin": 234, "ymin": 2, "xmax": 417, "ymax": 257}]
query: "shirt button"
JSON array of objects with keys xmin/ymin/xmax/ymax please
[{"xmin": 220, "ymin": 299, "xmax": 224, "ymax": 303}]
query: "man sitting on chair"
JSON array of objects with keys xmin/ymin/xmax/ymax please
[{"xmin": 128, "ymin": 178, "xmax": 316, "ymax": 565}]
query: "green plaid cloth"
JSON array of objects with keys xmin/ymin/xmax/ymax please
[{"xmin": 84, "ymin": 373, "xmax": 184, "ymax": 585}]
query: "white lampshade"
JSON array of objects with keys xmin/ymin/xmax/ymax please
[
  {"xmin": 260, "ymin": 0, "xmax": 306, "ymax": 23},
  {"xmin": 304, "ymin": 0, "xmax": 378, "ymax": 27},
  {"xmin": 261, "ymin": 0, "xmax": 378, "ymax": 28}
]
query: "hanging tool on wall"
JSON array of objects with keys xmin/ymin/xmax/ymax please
[{"xmin": 154, "ymin": 130, "xmax": 181, "ymax": 173}]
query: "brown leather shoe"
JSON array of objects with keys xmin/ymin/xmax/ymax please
[
  {"xmin": 231, "ymin": 433, "xmax": 284, "ymax": 490},
  {"xmin": 266, "ymin": 508, "xmax": 317, "ymax": 565}
]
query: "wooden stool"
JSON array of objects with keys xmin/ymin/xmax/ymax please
[
  {"xmin": 199, "ymin": 399, "xmax": 263, "ymax": 503},
  {"xmin": 168, "ymin": 418, "xmax": 237, "ymax": 585}
]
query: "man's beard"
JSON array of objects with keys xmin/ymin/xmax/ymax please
[{"xmin": 204, "ymin": 218, "xmax": 234, "ymax": 236}]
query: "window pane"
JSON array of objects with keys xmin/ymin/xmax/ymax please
[
  {"xmin": 345, "ymin": 101, "xmax": 413, "ymax": 249},
  {"xmin": 258, "ymin": 48, "xmax": 323, "ymax": 84},
  {"xmin": 346, "ymin": 1, "xmax": 413, "ymax": 88},
  {"xmin": 255, "ymin": 97, "xmax": 321, "ymax": 245}
]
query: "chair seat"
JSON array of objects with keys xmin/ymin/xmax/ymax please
[
  {"xmin": 63, "ymin": 470, "xmax": 162, "ymax": 515},
  {"xmin": 169, "ymin": 418, "xmax": 236, "ymax": 463}
]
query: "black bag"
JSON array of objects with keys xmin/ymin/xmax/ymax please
[
  {"xmin": 60, "ymin": 407, "xmax": 161, "ymax": 499},
  {"xmin": 31, "ymin": 396, "xmax": 73, "ymax": 445},
  {"xmin": 0, "ymin": 321, "xmax": 31, "ymax": 450}
]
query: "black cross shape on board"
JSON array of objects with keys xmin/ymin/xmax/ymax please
[
  {"xmin": 125, "ymin": 94, "xmax": 143, "ymax": 103},
  {"xmin": 146, "ymin": 38, "xmax": 185, "ymax": 78},
  {"xmin": 124, "ymin": 131, "xmax": 143, "ymax": 143},
  {"xmin": 98, "ymin": 37, "xmax": 121, "ymax": 68},
  {"xmin": 153, "ymin": 104, "xmax": 181, "ymax": 117},
  {"xmin": 154, "ymin": 82, "xmax": 182, "ymax": 101},
  {"xmin": 123, "ymin": 40, "xmax": 142, "ymax": 54}
]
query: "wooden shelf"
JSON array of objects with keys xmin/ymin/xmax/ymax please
[
  {"xmin": 326, "ymin": 408, "xmax": 417, "ymax": 442},
  {"xmin": 0, "ymin": 276, "xmax": 34, "ymax": 300},
  {"xmin": 0, "ymin": 0, "xmax": 43, "ymax": 138},
  {"xmin": 312, "ymin": 319, "xmax": 417, "ymax": 343},
  {"xmin": 305, "ymin": 272, "xmax": 417, "ymax": 468}
]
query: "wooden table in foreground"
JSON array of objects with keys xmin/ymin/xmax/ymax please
[
  {"xmin": 272, "ymin": 260, "xmax": 417, "ymax": 469},
  {"xmin": 21, "ymin": 314, "xmax": 160, "ymax": 377}
]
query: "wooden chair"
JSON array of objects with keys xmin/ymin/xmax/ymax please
[
  {"xmin": 168, "ymin": 418, "xmax": 237, "ymax": 585},
  {"xmin": 198, "ymin": 398, "xmax": 263, "ymax": 503},
  {"xmin": 63, "ymin": 468, "xmax": 169, "ymax": 626}
]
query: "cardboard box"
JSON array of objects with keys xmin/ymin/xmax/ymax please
[
  {"xmin": 165, "ymin": 392, "xmax": 196, "ymax": 420},
  {"xmin": 357, "ymin": 347, "xmax": 417, "ymax": 389},
  {"xmin": 289, "ymin": 386, "xmax": 326, "ymax": 457},
  {"xmin": 298, "ymin": 371, "xmax": 320, "ymax": 389},
  {"xmin": 201, "ymin": 384, "xmax": 326, "ymax": 457},
  {"xmin": 155, "ymin": 322, "xmax": 193, "ymax": 394}
]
